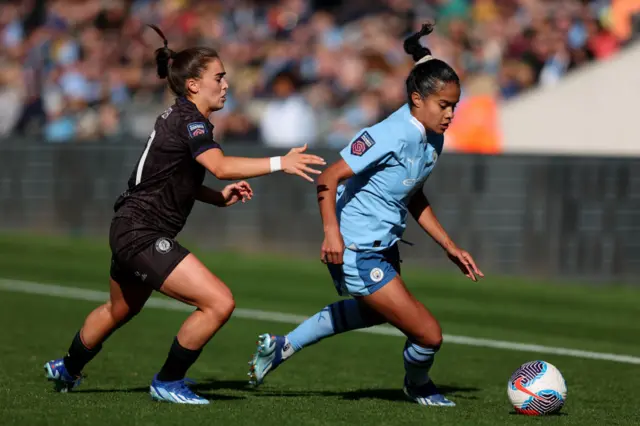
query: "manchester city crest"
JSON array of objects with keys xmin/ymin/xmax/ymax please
[{"xmin": 155, "ymin": 238, "xmax": 174, "ymax": 254}]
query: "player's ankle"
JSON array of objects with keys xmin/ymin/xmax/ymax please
[{"xmin": 281, "ymin": 336, "xmax": 297, "ymax": 360}]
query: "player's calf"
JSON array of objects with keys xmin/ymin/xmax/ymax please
[
  {"xmin": 44, "ymin": 331, "xmax": 102, "ymax": 392},
  {"xmin": 247, "ymin": 299, "xmax": 382, "ymax": 387},
  {"xmin": 403, "ymin": 340, "xmax": 439, "ymax": 386}
]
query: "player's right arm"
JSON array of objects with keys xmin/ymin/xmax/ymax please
[
  {"xmin": 195, "ymin": 144, "xmax": 326, "ymax": 182},
  {"xmin": 318, "ymin": 126, "xmax": 394, "ymax": 264},
  {"xmin": 317, "ymin": 159, "xmax": 354, "ymax": 264}
]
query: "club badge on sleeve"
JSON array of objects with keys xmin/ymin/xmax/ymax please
[
  {"xmin": 350, "ymin": 131, "xmax": 376, "ymax": 156},
  {"xmin": 187, "ymin": 122, "xmax": 206, "ymax": 138}
]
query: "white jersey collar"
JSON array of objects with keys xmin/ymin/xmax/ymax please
[{"xmin": 409, "ymin": 115, "xmax": 427, "ymax": 143}]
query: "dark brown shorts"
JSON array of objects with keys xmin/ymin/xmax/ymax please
[{"xmin": 109, "ymin": 218, "xmax": 190, "ymax": 290}]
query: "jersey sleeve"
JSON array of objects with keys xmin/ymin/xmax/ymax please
[
  {"xmin": 339, "ymin": 124, "xmax": 396, "ymax": 175},
  {"xmin": 182, "ymin": 120, "xmax": 222, "ymax": 158}
]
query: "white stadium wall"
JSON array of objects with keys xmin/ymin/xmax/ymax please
[{"xmin": 499, "ymin": 43, "xmax": 640, "ymax": 157}]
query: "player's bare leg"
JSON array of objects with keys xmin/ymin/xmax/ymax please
[
  {"xmin": 82, "ymin": 278, "xmax": 154, "ymax": 347},
  {"xmin": 150, "ymin": 253, "xmax": 235, "ymax": 404},
  {"xmin": 159, "ymin": 254, "xmax": 235, "ymax": 348},
  {"xmin": 359, "ymin": 276, "xmax": 442, "ymax": 348},
  {"xmin": 360, "ymin": 276, "xmax": 455, "ymax": 407},
  {"xmin": 45, "ymin": 279, "xmax": 152, "ymax": 392}
]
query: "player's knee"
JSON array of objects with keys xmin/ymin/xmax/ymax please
[
  {"xmin": 110, "ymin": 300, "xmax": 143, "ymax": 324},
  {"xmin": 203, "ymin": 293, "xmax": 235, "ymax": 324},
  {"xmin": 429, "ymin": 333, "xmax": 444, "ymax": 349},
  {"xmin": 126, "ymin": 302, "xmax": 145, "ymax": 319},
  {"xmin": 414, "ymin": 323, "xmax": 443, "ymax": 348},
  {"xmin": 415, "ymin": 334, "xmax": 442, "ymax": 349},
  {"xmin": 217, "ymin": 295, "xmax": 236, "ymax": 322}
]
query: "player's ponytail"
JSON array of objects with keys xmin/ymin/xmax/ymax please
[
  {"xmin": 403, "ymin": 22, "xmax": 459, "ymax": 105},
  {"xmin": 148, "ymin": 24, "xmax": 175, "ymax": 80},
  {"xmin": 403, "ymin": 23, "xmax": 434, "ymax": 63},
  {"xmin": 147, "ymin": 24, "xmax": 220, "ymax": 98}
]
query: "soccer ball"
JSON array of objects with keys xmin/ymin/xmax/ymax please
[{"xmin": 507, "ymin": 360, "xmax": 567, "ymax": 416}]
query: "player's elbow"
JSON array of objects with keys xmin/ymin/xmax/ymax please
[
  {"xmin": 197, "ymin": 150, "xmax": 233, "ymax": 180},
  {"xmin": 207, "ymin": 159, "xmax": 232, "ymax": 180},
  {"xmin": 208, "ymin": 163, "xmax": 225, "ymax": 179}
]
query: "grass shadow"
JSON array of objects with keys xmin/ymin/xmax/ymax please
[
  {"xmin": 75, "ymin": 379, "xmax": 479, "ymax": 404},
  {"xmin": 75, "ymin": 379, "xmax": 249, "ymax": 401},
  {"xmin": 508, "ymin": 411, "xmax": 568, "ymax": 417},
  {"xmin": 239, "ymin": 383, "xmax": 480, "ymax": 403}
]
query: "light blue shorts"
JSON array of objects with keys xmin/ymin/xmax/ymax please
[{"xmin": 327, "ymin": 245, "xmax": 401, "ymax": 297}]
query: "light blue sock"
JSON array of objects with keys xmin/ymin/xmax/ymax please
[
  {"xmin": 286, "ymin": 299, "xmax": 378, "ymax": 351},
  {"xmin": 403, "ymin": 340, "xmax": 439, "ymax": 386}
]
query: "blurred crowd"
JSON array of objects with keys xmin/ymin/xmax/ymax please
[{"xmin": 0, "ymin": 0, "xmax": 638, "ymax": 147}]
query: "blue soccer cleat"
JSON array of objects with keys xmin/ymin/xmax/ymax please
[
  {"xmin": 248, "ymin": 333, "xmax": 287, "ymax": 387},
  {"xmin": 44, "ymin": 358, "xmax": 83, "ymax": 392},
  {"xmin": 149, "ymin": 375, "xmax": 209, "ymax": 405},
  {"xmin": 403, "ymin": 377, "xmax": 456, "ymax": 407}
]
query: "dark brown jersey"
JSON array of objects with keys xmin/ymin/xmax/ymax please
[{"xmin": 111, "ymin": 97, "xmax": 220, "ymax": 256}]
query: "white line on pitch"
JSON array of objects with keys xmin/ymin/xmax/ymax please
[{"xmin": 1, "ymin": 279, "xmax": 639, "ymax": 365}]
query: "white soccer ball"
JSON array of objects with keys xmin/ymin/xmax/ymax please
[{"xmin": 507, "ymin": 360, "xmax": 567, "ymax": 416}]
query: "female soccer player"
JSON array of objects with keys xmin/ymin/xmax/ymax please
[
  {"xmin": 44, "ymin": 25, "xmax": 325, "ymax": 405},
  {"xmin": 248, "ymin": 24, "xmax": 483, "ymax": 407}
]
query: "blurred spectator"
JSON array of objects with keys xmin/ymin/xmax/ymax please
[
  {"xmin": 0, "ymin": 0, "xmax": 638, "ymax": 146},
  {"xmin": 0, "ymin": 62, "xmax": 25, "ymax": 136},
  {"xmin": 259, "ymin": 70, "xmax": 318, "ymax": 147}
]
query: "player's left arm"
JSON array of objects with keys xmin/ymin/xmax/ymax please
[
  {"xmin": 408, "ymin": 189, "xmax": 484, "ymax": 281},
  {"xmin": 195, "ymin": 182, "xmax": 253, "ymax": 207}
]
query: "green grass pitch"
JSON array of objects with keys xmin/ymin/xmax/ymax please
[{"xmin": 0, "ymin": 233, "xmax": 638, "ymax": 425}]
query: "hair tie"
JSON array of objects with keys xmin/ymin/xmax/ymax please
[{"xmin": 415, "ymin": 55, "xmax": 434, "ymax": 66}]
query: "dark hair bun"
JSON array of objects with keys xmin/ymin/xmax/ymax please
[
  {"xmin": 403, "ymin": 23, "xmax": 435, "ymax": 62},
  {"xmin": 148, "ymin": 24, "xmax": 175, "ymax": 79},
  {"xmin": 155, "ymin": 47, "xmax": 174, "ymax": 79}
]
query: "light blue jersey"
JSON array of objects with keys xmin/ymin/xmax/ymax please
[
  {"xmin": 327, "ymin": 104, "xmax": 443, "ymax": 297},
  {"xmin": 337, "ymin": 104, "xmax": 443, "ymax": 253}
]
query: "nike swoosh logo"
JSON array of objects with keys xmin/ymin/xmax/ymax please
[{"xmin": 514, "ymin": 377, "xmax": 544, "ymax": 401}]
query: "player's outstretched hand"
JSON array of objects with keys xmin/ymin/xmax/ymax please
[
  {"xmin": 446, "ymin": 247, "xmax": 484, "ymax": 282},
  {"xmin": 321, "ymin": 229, "xmax": 345, "ymax": 265},
  {"xmin": 282, "ymin": 144, "xmax": 326, "ymax": 183},
  {"xmin": 221, "ymin": 181, "xmax": 253, "ymax": 206}
]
